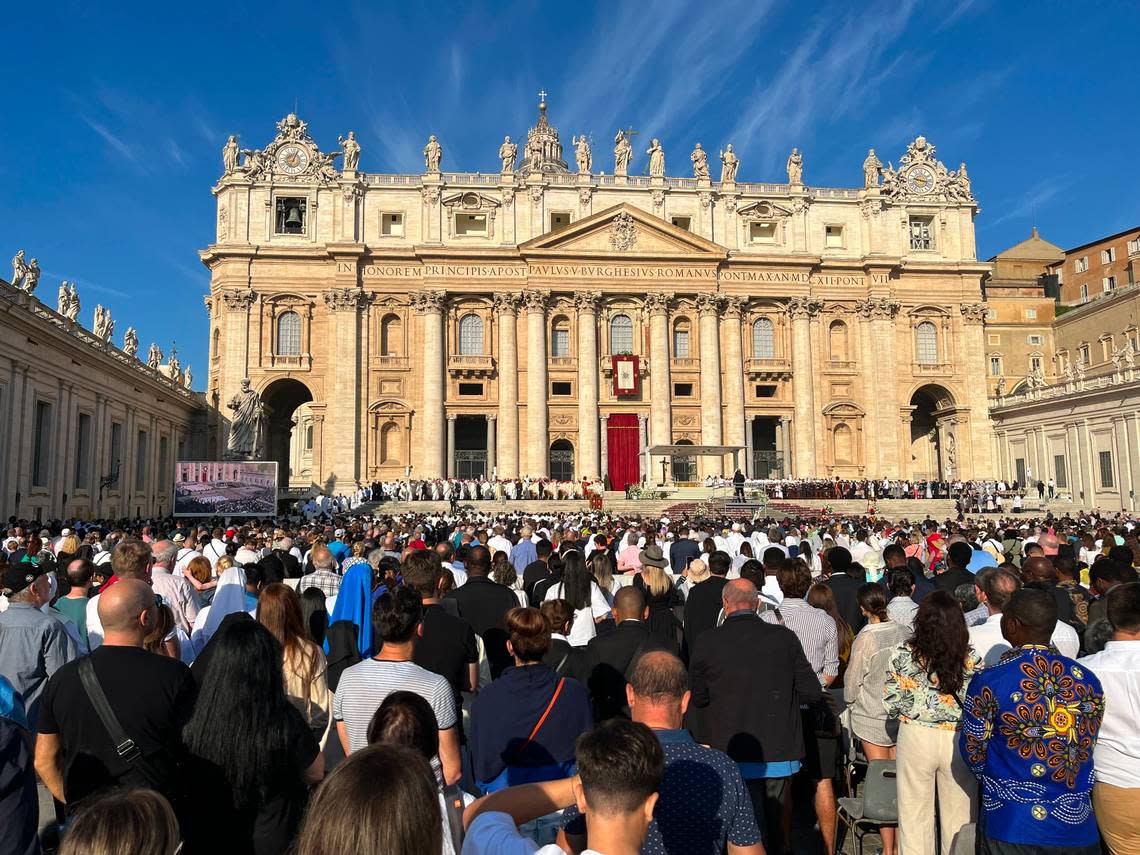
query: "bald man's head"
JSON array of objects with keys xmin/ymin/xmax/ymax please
[
  {"xmin": 1021, "ymin": 556, "xmax": 1057, "ymax": 585},
  {"xmin": 98, "ymin": 578, "xmax": 155, "ymax": 637},
  {"xmin": 722, "ymin": 579, "xmax": 759, "ymax": 614},
  {"xmin": 613, "ymin": 586, "xmax": 647, "ymax": 622}
]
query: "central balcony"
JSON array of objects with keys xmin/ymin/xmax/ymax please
[
  {"xmin": 448, "ymin": 354, "xmax": 495, "ymax": 378},
  {"xmin": 745, "ymin": 357, "xmax": 792, "ymax": 379}
]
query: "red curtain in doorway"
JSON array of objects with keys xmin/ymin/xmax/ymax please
[{"xmin": 607, "ymin": 414, "xmax": 641, "ymax": 491}]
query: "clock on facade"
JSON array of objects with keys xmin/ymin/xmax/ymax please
[
  {"xmin": 276, "ymin": 144, "xmax": 310, "ymax": 175},
  {"xmin": 905, "ymin": 165, "xmax": 935, "ymax": 195}
]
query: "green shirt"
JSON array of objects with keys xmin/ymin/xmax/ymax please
[{"xmin": 53, "ymin": 597, "xmax": 88, "ymax": 648}]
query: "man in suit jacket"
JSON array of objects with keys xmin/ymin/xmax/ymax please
[
  {"xmin": 823, "ymin": 546, "xmax": 867, "ymax": 633},
  {"xmin": 445, "ymin": 545, "xmax": 519, "ymax": 678},
  {"xmin": 586, "ymin": 586, "xmax": 657, "ymax": 720},
  {"xmin": 688, "ymin": 579, "xmax": 822, "ymax": 854},
  {"xmin": 681, "ymin": 550, "xmax": 731, "ymax": 663},
  {"xmin": 934, "ymin": 541, "xmax": 976, "ymax": 595},
  {"xmin": 669, "ymin": 529, "xmax": 702, "ymax": 577}
]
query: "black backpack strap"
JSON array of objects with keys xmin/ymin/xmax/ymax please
[
  {"xmin": 78, "ymin": 657, "xmax": 142, "ymax": 765},
  {"xmin": 442, "ymin": 782, "xmax": 465, "ymax": 852}
]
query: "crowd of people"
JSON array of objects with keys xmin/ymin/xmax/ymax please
[{"xmin": 1, "ymin": 505, "xmax": 1138, "ymax": 855}]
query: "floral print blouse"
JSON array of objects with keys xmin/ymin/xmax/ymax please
[{"xmin": 884, "ymin": 643, "xmax": 982, "ymax": 730}]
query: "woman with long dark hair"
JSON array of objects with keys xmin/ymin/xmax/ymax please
[
  {"xmin": 542, "ymin": 549, "xmax": 610, "ymax": 646},
  {"xmin": 258, "ymin": 583, "xmax": 331, "ymax": 747},
  {"xmin": 299, "ymin": 587, "xmax": 329, "ymax": 647},
  {"xmin": 884, "ymin": 590, "xmax": 980, "ymax": 855},
  {"xmin": 182, "ymin": 619, "xmax": 324, "ymax": 854}
]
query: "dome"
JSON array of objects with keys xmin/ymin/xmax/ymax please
[{"xmin": 519, "ymin": 92, "xmax": 568, "ymax": 176}]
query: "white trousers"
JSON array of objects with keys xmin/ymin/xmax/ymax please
[{"xmin": 896, "ymin": 720, "xmax": 977, "ymax": 855}]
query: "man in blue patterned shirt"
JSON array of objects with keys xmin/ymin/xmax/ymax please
[{"xmin": 959, "ymin": 588, "xmax": 1104, "ymax": 855}]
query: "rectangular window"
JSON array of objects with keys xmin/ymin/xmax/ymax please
[
  {"xmin": 1080, "ymin": 283, "xmax": 1089, "ymax": 301},
  {"xmin": 454, "ymin": 213, "xmax": 487, "ymax": 236},
  {"xmin": 987, "ymin": 333, "xmax": 1000, "ymax": 345},
  {"xmin": 1128, "ymin": 238, "xmax": 1140, "ymax": 256},
  {"xmin": 135, "ymin": 430, "xmax": 148, "ymax": 493},
  {"xmin": 673, "ymin": 383, "xmax": 694, "ymax": 397},
  {"xmin": 458, "ymin": 382, "xmax": 483, "ymax": 396},
  {"xmin": 909, "ymin": 216, "xmax": 934, "ymax": 250},
  {"xmin": 551, "ymin": 328, "xmax": 570, "ymax": 357},
  {"xmin": 749, "ymin": 222, "xmax": 777, "ymax": 243},
  {"xmin": 670, "ymin": 215, "xmax": 692, "ymax": 231},
  {"xmin": 1015, "ymin": 458, "xmax": 1026, "ymax": 486},
  {"xmin": 985, "ymin": 309, "xmax": 997, "ymax": 321},
  {"xmin": 1029, "ymin": 355, "xmax": 1044, "ymax": 373},
  {"xmin": 109, "ymin": 422, "xmax": 123, "ymax": 485},
  {"xmin": 1075, "ymin": 257, "xmax": 1088, "ymax": 273},
  {"xmin": 1025, "ymin": 308, "xmax": 1037, "ymax": 320},
  {"xmin": 824, "ymin": 225, "xmax": 844, "ymax": 248},
  {"xmin": 158, "ymin": 436, "xmax": 169, "ymax": 492},
  {"xmin": 274, "ymin": 197, "xmax": 307, "ymax": 235},
  {"xmin": 1099, "ymin": 450, "xmax": 1115, "ymax": 488},
  {"xmin": 1053, "ymin": 455, "xmax": 1067, "ymax": 489},
  {"xmin": 989, "ymin": 356, "xmax": 1002, "ymax": 376},
  {"xmin": 551, "ymin": 381, "xmax": 572, "ymax": 396},
  {"xmin": 1027, "ymin": 334, "xmax": 1043, "ymax": 345},
  {"xmin": 673, "ymin": 329, "xmax": 690, "ymax": 358},
  {"xmin": 1103, "ymin": 275, "xmax": 1116, "ymax": 292},
  {"xmin": 754, "ymin": 384, "xmax": 777, "ymax": 398},
  {"xmin": 380, "ymin": 212, "xmax": 404, "ymax": 236},
  {"xmin": 1102, "ymin": 248, "xmax": 1116, "ymax": 263},
  {"xmin": 75, "ymin": 412, "xmax": 92, "ymax": 489},
  {"xmin": 32, "ymin": 401, "xmax": 52, "ymax": 488},
  {"xmin": 549, "ymin": 212, "xmax": 571, "ymax": 231},
  {"xmin": 1079, "ymin": 345, "xmax": 1091, "ymax": 364}
]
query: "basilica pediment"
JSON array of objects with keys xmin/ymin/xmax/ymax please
[{"xmin": 519, "ymin": 204, "xmax": 727, "ymax": 258}]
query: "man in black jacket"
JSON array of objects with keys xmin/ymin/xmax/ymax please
[
  {"xmin": 522, "ymin": 538, "xmax": 554, "ymax": 602},
  {"xmin": 586, "ymin": 587, "xmax": 656, "ymax": 720},
  {"xmin": 668, "ymin": 528, "xmax": 701, "ymax": 577},
  {"xmin": 934, "ymin": 541, "xmax": 975, "ymax": 595},
  {"xmin": 823, "ymin": 546, "xmax": 866, "ymax": 633},
  {"xmin": 687, "ymin": 579, "xmax": 821, "ymax": 855},
  {"xmin": 444, "ymin": 545, "xmax": 518, "ymax": 678},
  {"xmin": 681, "ymin": 550, "xmax": 731, "ymax": 663}
]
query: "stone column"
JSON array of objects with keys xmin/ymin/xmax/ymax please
[
  {"xmin": 645, "ymin": 293, "xmax": 673, "ymax": 478},
  {"xmin": 486, "ymin": 416, "xmax": 496, "ymax": 476},
  {"xmin": 494, "ymin": 293, "xmax": 521, "ymax": 478},
  {"xmin": 787, "ymin": 296, "xmax": 821, "ymax": 476},
  {"xmin": 722, "ymin": 297, "xmax": 746, "ymax": 474},
  {"xmin": 638, "ymin": 413, "xmax": 650, "ymax": 484},
  {"xmin": 523, "ymin": 290, "xmax": 550, "ymax": 476},
  {"xmin": 697, "ymin": 294, "xmax": 724, "ymax": 476},
  {"xmin": 960, "ymin": 303, "xmax": 993, "ymax": 477},
  {"xmin": 856, "ymin": 297, "xmax": 902, "ymax": 475},
  {"xmin": 780, "ymin": 416, "xmax": 792, "ymax": 477},
  {"xmin": 575, "ymin": 292, "xmax": 602, "ymax": 479},
  {"xmin": 218, "ymin": 288, "xmax": 256, "ymax": 452},
  {"xmin": 599, "ymin": 414, "xmax": 609, "ymax": 482},
  {"xmin": 744, "ymin": 415, "xmax": 755, "ymax": 478},
  {"xmin": 323, "ymin": 287, "xmax": 369, "ymax": 491},
  {"xmin": 446, "ymin": 415, "xmax": 457, "ymax": 478},
  {"xmin": 412, "ymin": 291, "xmax": 447, "ymax": 478}
]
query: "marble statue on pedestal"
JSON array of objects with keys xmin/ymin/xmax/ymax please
[
  {"xmin": 423, "ymin": 135, "xmax": 442, "ymax": 172},
  {"xmin": 92, "ymin": 305, "xmax": 113, "ymax": 340},
  {"xmin": 690, "ymin": 143, "xmax": 709, "ymax": 179},
  {"xmin": 719, "ymin": 145, "xmax": 739, "ymax": 183},
  {"xmin": 498, "ymin": 136, "xmax": 517, "ymax": 172},
  {"xmin": 787, "ymin": 148, "xmax": 803, "ymax": 186},
  {"xmin": 226, "ymin": 377, "xmax": 266, "ymax": 459},
  {"xmin": 64, "ymin": 283, "xmax": 79, "ymax": 321},
  {"xmin": 573, "ymin": 135, "xmax": 591, "ymax": 173},
  {"xmin": 613, "ymin": 130, "xmax": 632, "ymax": 177},
  {"xmin": 11, "ymin": 250, "xmax": 26, "ymax": 289},
  {"xmin": 862, "ymin": 148, "xmax": 881, "ymax": 188},
  {"xmin": 222, "ymin": 135, "xmax": 240, "ymax": 175},
  {"xmin": 646, "ymin": 139, "xmax": 665, "ymax": 178},
  {"xmin": 338, "ymin": 132, "xmax": 361, "ymax": 171},
  {"xmin": 147, "ymin": 342, "xmax": 162, "ymax": 369},
  {"xmin": 184, "ymin": 366, "xmax": 192, "ymax": 389},
  {"xmin": 123, "ymin": 326, "xmax": 139, "ymax": 357}
]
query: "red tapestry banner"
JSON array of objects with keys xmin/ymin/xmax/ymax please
[{"xmin": 612, "ymin": 355, "xmax": 640, "ymax": 397}]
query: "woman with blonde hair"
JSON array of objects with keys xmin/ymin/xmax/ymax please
[
  {"xmin": 632, "ymin": 545, "xmax": 683, "ymax": 653},
  {"xmin": 258, "ymin": 583, "xmax": 332, "ymax": 747},
  {"xmin": 59, "ymin": 789, "xmax": 181, "ymax": 855}
]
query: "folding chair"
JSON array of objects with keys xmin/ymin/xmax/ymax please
[
  {"xmin": 835, "ymin": 759, "xmax": 897, "ymax": 855},
  {"xmin": 839, "ymin": 707, "xmax": 867, "ymax": 797}
]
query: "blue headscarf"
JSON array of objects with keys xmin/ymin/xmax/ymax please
[
  {"xmin": 326, "ymin": 563, "xmax": 375, "ymax": 658},
  {"xmin": 0, "ymin": 676, "xmax": 29, "ymax": 731}
]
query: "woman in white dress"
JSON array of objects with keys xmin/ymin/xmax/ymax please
[{"xmin": 543, "ymin": 551, "xmax": 611, "ymax": 646}]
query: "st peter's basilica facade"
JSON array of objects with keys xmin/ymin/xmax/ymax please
[{"xmin": 202, "ymin": 98, "xmax": 991, "ymax": 493}]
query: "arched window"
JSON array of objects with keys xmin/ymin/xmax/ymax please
[
  {"xmin": 549, "ymin": 440, "xmax": 575, "ymax": 481},
  {"xmin": 752, "ymin": 318, "xmax": 774, "ymax": 359},
  {"xmin": 610, "ymin": 313, "xmax": 633, "ymax": 354},
  {"xmin": 458, "ymin": 313, "xmax": 484, "ymax": 355},
  {"xmin": 672, "ymin": 318, "xmax": 691, "ymax": 358},
  {"xmin": 380, "ymin": 423, "xmax": 400, "ymax": 463},
  {"xmin": 915, "ymin": 321, "xmax": 938, "ymax": 365},
  {"xmin": 277, "ymin": 311, "xmax": 302, "ymax": 356},
  {"xmin": 551, "ymin": 315, "xmax": 571, "ymax": 357},
  {"xmin": 211, "ymin": 327, "xmax": 220, "ymax": 361},
  {"xmin": 828, "ymin": 320, "xmax": 849, "ymax": 362},
  {"xmin": 380, "ymin": 313, "xmax": 402, "ymax": 356},
  {"xmin": 833, "ymin": 424, "xmax": 853, "ymax": 464}
]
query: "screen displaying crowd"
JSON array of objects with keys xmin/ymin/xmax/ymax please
[{"xmin": 1, "ymin": 505, "xmax": 1137, "ymax": 855}]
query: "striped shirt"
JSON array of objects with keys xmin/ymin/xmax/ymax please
[
  {"xmin": 332, "ymin": 658, "xmax": 456, "ymax": 752},
  {"xmin": 298, "ymin": 569, "xmax": 342, "ymax": 600},
  {"xmin": 762, "ymin": 598, "xmax": 838, "ymax": 683}
]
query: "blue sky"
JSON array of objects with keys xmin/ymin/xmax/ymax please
[{"xmin": 3, "ymin": 0, "xmax": 1138, "ymax": 382}]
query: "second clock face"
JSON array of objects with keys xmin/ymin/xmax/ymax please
[
  {"xmin": 277, "ymin": 145, "xmax": 309, "ymax": 175},
  {"xmin": 906, "ymin": 165, "xmax": 935, "ymax": 194}
]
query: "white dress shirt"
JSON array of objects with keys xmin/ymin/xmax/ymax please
[
  {"xmin": 1079, "ymin": 640, "xmax": 1140, "ymax": 788},
  {"xmin": 968, "ymin": 612, "xmax": 1079, "ymax": 666}
]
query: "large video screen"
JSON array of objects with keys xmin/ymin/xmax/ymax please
[{"xmin": 173, "ymin": 461, "xmax": 278, "ymax": 517}]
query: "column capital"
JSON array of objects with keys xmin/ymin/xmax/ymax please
[
  {"xmin": 573, "ymin": 290, "xmax": 602, "ymax": 314},
  {"xmin": 695, "ymin": 293, "xmax": 723, "ymax": 316},
  {"xmin": 960, "ymin": 302, "xmax": 988, "ymax": 324},
  {"xmin": 493, "ymin": 291, "xmax": 522, "ymax": 313},
  {"xmin": 521, "ymin": 289, "xmax": 550, "ymax": 314},
  {"xmin": 220, "ymin": 288, "xmax": 256, "ymax": 312},
  {"xmin": 779, "ymin": 415, "xmax": 791, "ymax": 425},
  {"xmin": 785, "ymin": 295, "xmax": 822, "ymax": 319},
  {"xmin": 637, "ymin": 413, "xmax": 648, "ymax": 426},
  {"xmin": 855, "ymin": 297, "xmax": 901, "ymax": 320},
  {"xmin": 643, "ymin": 292, "xmax": 674, "ymax": 317},
  {"xmin": 721, "ymin": 295, "xmax": 746, "ymax": 318},
  {"xmin": 486, "ymin": 414, "xmax": 497, "ymax": 422},
  {"xmin": 599, "ymin": 413, "xmax": 609, "ymax": 423},
  {"xmin": 446, "ymin": 413, "xmax": 457, "ymax": 422},
  {"xmin": 323, "ymin": 287, "xmax": 370, "ymax": 313},
  {"xmin": 410, "ymin": 290, "xmax": 448, "ymax": 314}
]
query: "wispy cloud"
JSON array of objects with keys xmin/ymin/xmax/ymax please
[
  {"xmin": 727, "ymin": 0, "xmax": 919, "ymax": 171},
  {"xmin": 80, "ymin": 115, "xmax": 137, "ymax": 162},
  {"xmin": 936, "ymin": 0, "xmax": 983, "ymax": 32},
  {"xmin": 983, "ymin": 179, "xmax": 1069, "ymax": 228}
]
